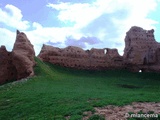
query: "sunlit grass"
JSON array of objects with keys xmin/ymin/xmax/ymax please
[{"xmin": 0, "ymin": 57, "xmax": 160, "ymax": 120}]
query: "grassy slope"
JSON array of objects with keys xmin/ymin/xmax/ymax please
[{"xmin": 0, "ymin": 58, "xmax": 160, "ymax": 120}]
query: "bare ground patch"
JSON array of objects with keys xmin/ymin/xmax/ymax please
[{"xmin": 83, "ymin": 102, "xmax": 160, "ymax": 120}]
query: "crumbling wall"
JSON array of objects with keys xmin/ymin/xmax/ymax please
[
  {"xmin": 0, "ymin": 46, "xmax": 17, "ymax": 84},
  {"xmin": 123, "ymin": 26, "xmax": 160, "ymax": 72},
  {"xmin": 12, "ymin": 30, "xmax": 36, "ymax": 79},
  {"xmin": 38, "ymin": 45, "xmax": 123, "ymax": 70},
  {"xmin": 38, "ymin": 26, "xmax": 160, "ymax": 72},
  {"xmin": 0, "ymin": 30, "xmax": 35, "ymax": 84}
]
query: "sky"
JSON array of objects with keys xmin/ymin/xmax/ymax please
[{"xmin": 0, "ymin": 0, "xmax": 160, "ymax": 55}]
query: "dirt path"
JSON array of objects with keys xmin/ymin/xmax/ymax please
[{"xmin": 83, "ymin": 102, "xmax": 160, "ymax": 120}]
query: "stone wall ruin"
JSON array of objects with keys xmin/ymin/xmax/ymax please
[
  {"xmin": 124, "ymin": 26, "xmax": 160, "ymax": 72},
  {"xmin": 1, "ymin": 26, "xmax": 160, "ymax": 84},
  {"xmin": 0, "ymin": 30, "xmax": 36, "ymax": 84},
  {"xmin": 38, "ymin": 26, "xmax": 160, "ymax": 72},
  {"xmin": 38, "ymin": 45, "xmax": 123, "ymax": 70}
]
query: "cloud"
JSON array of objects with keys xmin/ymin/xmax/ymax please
[
  {"xmin": 0, "ymin": 0, "xmax": 159, "ymax": 56},
  {"xmin": 46, "ymin": 0, "xmax": 159, "ymax": 55},
  {"xmin": 46, "ymin": 40, "xmax": 62, "ymax": 46},
  {"xmin": 47, "ymin": 0, "xmax": 158, "ymax": 29},
  {"xmin": 65, "ymin": 36, "xmax": 102, "ymax": 48},
  {"xmin": 0, "ymin": 4, "xmax": 30, "ymax": 30},
  {"xmin": 0, "ymin": 28, "xmax": 15, "ymax": 51},
  {"xmin": 47, "ymin": 1, "xmax": 109, "ymax": 28},
  {"xmin": 32, "ymin": 22, "xmax": 43, "ymax": 30},
  {"xmin": 26, "ymin": 26, "xmax": 82, "ymax": 54}
]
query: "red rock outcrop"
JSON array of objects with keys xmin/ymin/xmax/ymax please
[
  {"xmin": 38, "ymin": 45, "xmax": 123, "ymax": 70},
  {"xmin": 0, "ymin": 30, "xmax": 35, "ymax": 84}
]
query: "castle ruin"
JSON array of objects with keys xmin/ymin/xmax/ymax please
[
  {"xmin": 124, "ymin": 26, "xmax": 160, "ymax": 72},
  {"xmin": 1, "ymin": 26, "xmax": 160, "ymax": 84},
  {"xmin": 0, "ymin": 30, "xmax": 35, "ymax": 84},
  {"xmin": 38, "ymin": 26, "xmax": 160, "ymax": 72},
  {"xmin": 38, "ymin": 45, "xmax": 123, "ymax": 70}
]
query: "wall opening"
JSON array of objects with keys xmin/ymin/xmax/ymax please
[
  {"xmin": 139, "ymin": 70, "xmax": 142, "ymax": 73},
  {"xmin": 104, "ymin": 49, "xmax": 107, "ymax": 54}
]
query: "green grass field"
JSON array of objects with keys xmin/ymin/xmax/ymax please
[{"xmin": 0, "ymin": 58, "xmax": 160, "ymax": 120}]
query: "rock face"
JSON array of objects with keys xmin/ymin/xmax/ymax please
[
  {"xmin": 0, "ymin": 30, "xmax": 35, "ymax": 84},
  {"xmin": 38, "ymin": 26, "xmax": 160, "ymax": 72},
  {"xmin": 38, "ymin": 45, "xmax": 123, "ymax": 70},
  {"xmin": 124, "ymin": 26, "xmax": 160, "ymax": 72}
]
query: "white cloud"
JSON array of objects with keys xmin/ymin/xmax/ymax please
[
  {"xmin": 0, "ymin": 0, "xmax": 159, "ymax": 56},
  {"xmin": 47, "ymin": 0, "xmax": 159, "ymax": 55},
  {"xmin": 0, "ymin": 28, "xmax": 15, "ymax": 51},
  {"xmin": 47, "ymin": 2, "xmax": 71, "ymax": 10},
  {"xmin": 32, "ymin": 22, "xmax": 43, "ymax": 30},
  {"xmin": 47, "ymin": 0, "xmax": 158, "ymax": 29},
  {"xmin": 116, "ymin": 0, "xmax": 158, "ymax": 29},
  {"xmin": 26, "ymin": 27, "xmax": 83, "ymax": 54},
  {"xmin": 0, "ymin": 4, "xmax": 30, "ymax": 30},
  {"xmin": 47, "ymin": 1, "xmax": 110, "ymax": 28}
]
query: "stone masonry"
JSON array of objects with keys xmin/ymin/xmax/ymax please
[
  {"xmin": 1, "ymin": 26, "xmax": 160, "ymax": 84},
  {"xmin": 124, "ymin": 26, "xmax": 160, "ymax": 72},
  {"xmin": 38, "ymin": 26, "xmax": 160, "ymax": 72},
  {"xmin": 38, "ymin": 45, "xmax": 123, "ymax": 70}
]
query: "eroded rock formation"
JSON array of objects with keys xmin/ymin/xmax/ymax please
[{"xmin": 0, "ymin": 30, "xmax": 35, "ymax": 84}]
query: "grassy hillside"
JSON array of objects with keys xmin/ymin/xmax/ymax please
[{"xmin": 0, "ymin": 57, "xmax": 160, "ymax": 120}]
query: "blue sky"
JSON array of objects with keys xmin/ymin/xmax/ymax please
[{"xmin": 0, "ymin": 0, "xmax": 160, "ymax": 55}]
